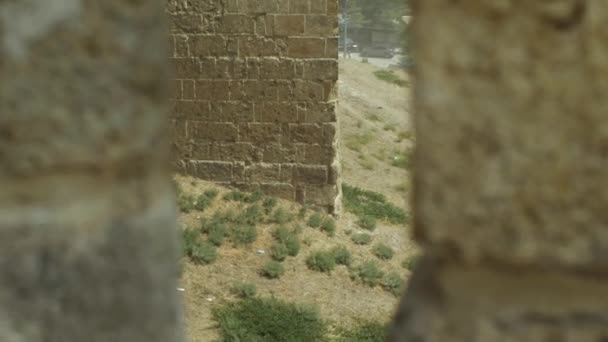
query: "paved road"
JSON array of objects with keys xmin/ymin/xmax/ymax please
[{"xmin": 339, "ymin": 52, "xmax": 402, "ymax": 69}]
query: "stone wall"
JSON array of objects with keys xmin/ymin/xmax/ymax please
[
  {"xmin": 167, "ymin": 0, "xmax": 341, "ymax": 213},
  {"xmin": 391, "ymin": 1, "xmax": 608, "ymax": 341},
  {"xmin": 0, "ymin": 1, "xmax": 182, "ymax": 341}
]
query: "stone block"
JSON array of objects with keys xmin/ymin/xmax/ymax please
[
  {"xmin": 295, "ymin": 165, "xmax": 328, "ymax": 184},
  {"xmin": 217, "ymin": 14, "xmax": 255, "ymax": 34},
  {"xmin": 192, "ymin": 161, "xmax": 233, "ymax": 182},
  {"xmin": 188, "ymin": 122, "xmax": 238, "ymax": 142},
  {"xmin": 273, "ymin": 15, "xmax": 305, "ymax": 36},
  {"xmin": 256, "ymin": 102, "xmax": 298, "ymax": 123},
  {"xmin": 288, "ymin": 37, "xmax": 325, "ymax": 58}
]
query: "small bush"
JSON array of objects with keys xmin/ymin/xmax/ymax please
[
  {"xmin": 396, "ymin": 130, "xmax": 413, "ymax": 143},
  {"xmin": 261, "ymin": 261, "xmax": 285, "ymax": 279},
  {"xmin": 263, "ymin": 197, "xmax": 278, "ymax": 215},
  {"xmin": 230, "ymin": 282, "xmax": 257, "ymax": 299},
  {"xmin": 182, "ymin": 228, "xmax": 199, "ymax": 257},
  {"xmin": 391, "ymin": 150, "xmax": 411, "ymax": 170},
  {"xmin": 382, "ymin": 272, "xmax": 404, "ymax": 296},
  {"xmin": 320, "ymin": 217, "xmax": 336, "ymax": 237},
  {"xmin": 373, "ymin": 70, "xmax": 408, "ymax": 87},
  {"xmin": 353, "ymin": 261, "xmax": 384, "ymax": 287},
  {"xmin": 345, "ymin": 132, "xmax": 374, "ymax": 152},
  {"xmin": 336, "ymin": 321, "xmax": 388, "ymax": 342},
  {"xmin": 208, "ymin": 223, "xmax": 227, "ymax": 246},
  {"xmin": 177, "ymin": 194, "xmax": 196, "ymax": 213},
  {"xmin": 270, "ymin": 207, "xmax": 293, "ymax": 224},
  {"xmin": 194, "ymin": 193, "xmax": 213, "ymax": 212},
  {"xmin": 204, "ymin": 189, "xmax": 219, "ymax": 200},
  {"xmin": 190, "ymin": 242, "xmax": 217, "ymax": 265},
  {"xmin": 307, "ymin": 212, "xmax": 323, "ymax": 228},
  {"xmin": 342, "ymin": 184, "xmax": 409, "ymax": 225},
  {"xmin": 213, "ymin": 297, "xmax": 327, "ymax": 342},
  {"xmin": 402, "ymin": 255, "xmax": 421, "ymax": 271},
  {"xmin": 372, "ymin": 243, "xmax": 394, "ymax": 260},
  {"xmin": 358, "ymin": 155, "xmax": 375, "ymax": 171},
  {"xmin": 224, "ymin": 190, "xmax": 263, "ymax": 203},
  {"xmin": 297, "ymin": 205, "xmax": 308, "ymax": 219},
  {"xmin": 279, "ymin": 231, "xmax": 301, "ymax": 257},
  {"xmin": 357, "ymin": 215, "xmax": 377, "ymax": 231},
  {"xmin": 306, "ymin": 251, "xmax": 336, "ymax": 274},
  {"xmin": 351, "ymin": 233, "xmax": 372, "ymax": 245},
  {"xmin": 383, "ymin": 123, "xmax": 397, "ymax": 132},
  {"xmin": 236, "ymin": 204, "xmax": 264, "ymax": 226},
  {"xmin": 270, "ymin": 242, "xmax": 289, "ymax": 262},
  {"xmin": 231, "ymin": 225, "xmax": 257, "ymax": 246},
  {"xmin": 332, "ymin": 245, "xmax": 352, "ymax": 266}
]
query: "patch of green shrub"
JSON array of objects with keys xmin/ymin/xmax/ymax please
[
  {"xmin": 263, "ymin": 197, "xmax": 278, "ymax": 215},
  {"xmin": 332, "ymin": 245, "xmax": 352, "ymax": 266},
  {"xmin": 190, "ymin": 241, "xmax": 217, "ymax": 265},
  {"xmin": 177, "ymin": 194, "xmax": 196, "ymax": 213},
  {"xmin": 373, "ymin": 70, "xmax": 408, "ymax": 87},
  {"xmin": 231, "ymin": 224, "xmax": 257, "ymax": 246},
  {"xmin": 342, "ymin": 183, "xmax": 408, "ymax": 225},
  {"xmin": 391, "ymin": 149, "xmax": 412, "ymax": 170},
  {"xmin": 208, "ymin": 223, "xmax": 227, "ymax": 246},
  {"xmin": 382, "ymin": 272, "xmax": 404, "ymax": 296},
  {"xmin": 320, "ymin": 217, "xmax": 336, "ymax": 237},
  {"xmin": 352, "ymin": 261, "xmax": 384, "ymax": 287},
  {"xmin": 402, "ymin": 255, "xmax": 421, "ymax": 271},
  {"xmin": 306, "ymin": 251, "xmax": 336, "ymax": 273},
  {"xmin": 236, "ymin": 204, "xmax": 264, "ymax": 226},
  {"xmin": 213, "ymin": 297, "xmax": 327, "ymax": 342},
  {"xmin": 270, "ymin": 207, "xmax": 293, "ymax": 225},
  {"xmin": 194, "ymin": 192, "xmax": 215, "ymax": 212},
  {"xmin": 307, "ymin": 212, "xmax": 323, "ymax": 228},
  {"xmin": 351, "ymin": 233, "xmax": 372, "ymax": 245},
  {"xmin": 270, "ymin": 242, "xmax": 289, "ymax": 262},
  {"xmin": 224, "ymin": 190, "xmax": 263, "ymax": 203},
  {"xmin": 336, "ymin": 321, "xmax": 388, "ymax": 342},
  {"xmin": 357, "ymin": 215, "xmax": 377, "ymax": 231},
  {"xmin": 182, "ymin": 228, "xmax": 199, "ymax": 257},
  {"xmin": 372, "ymin": 243, "xmax": 394, "ymax": 260},
  {"xmin": 281, "ymin": 233, "xmax": 301, "ymax": 257},
  {"xmin": 230, "ymin": 282, "xmax": 257, "ymax": 299},
  {"xmin": 261, "ymin": 261, "xmax": 285, "ymax": 279}
]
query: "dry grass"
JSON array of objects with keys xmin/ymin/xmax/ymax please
[{"xmin": 175, "ymin": 175, "xmax": 418, "ymax": 341}]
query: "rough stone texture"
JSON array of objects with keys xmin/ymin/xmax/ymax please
[
  {"xmin": 167, "ymin": 0, "xmax": 341, "ymax": 213},
  {"xmin": 0, "ymin": 1, "xmax": 182, "ymax": 341},
  {"xmin": 391, "ymin": 1, "xmax": 608, "ymax": 341}
]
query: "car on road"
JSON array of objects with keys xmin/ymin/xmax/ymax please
[{"xmin": 360, "ymin": 46, "xmax": 394, "ymax": 58}]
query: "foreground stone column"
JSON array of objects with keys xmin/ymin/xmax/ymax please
[
  {"xmin": 392, "ymin": 1, "xmax": 608, "ymax": 341},
  {"xmin": 0, "ymin": 1, "xmax": 182, "ymax": 341}
]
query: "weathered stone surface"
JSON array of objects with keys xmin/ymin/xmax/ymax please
[
  {"xmin": 0, "ymin": 0, "xmax": 181, "ymax": 341},
  {"xmin": 392, "ymin": 1, "xmax": 608, "ymax": 340},
  {"xmin": 167, "ymin": 0, "xmax": 340, "ymax": 212}
]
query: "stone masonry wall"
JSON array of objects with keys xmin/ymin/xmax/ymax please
[
  {"xmin": 167, "ymin": 0, "xmax": 341, "ymax": 213},
  {"xmin": 391, "ymin": 1, "xmax": 608, "ymax": 341}
]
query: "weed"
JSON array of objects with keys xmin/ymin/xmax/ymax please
[
  {"xmin": 372, "ymin": 243, "xmax": 394, "ymax": 260},
  {"xmin": 357, "ymin": 215, "xmax": 377, "ymax": 231},
  {"xmin": 272, "ymin": 225, "xmax": 291, "ymax": 241},
  {"xmin": 320, "ymin": 217, "xmax": 336, "ymax": 237},
  {"xmin": 190, "ymin": 241, "xmax": 217, "ymax": 265},
  {"xmin": 382, "ymin": 272, "xmax": 404, "ymax": 296},
  {"xmin": 297, "ymin": 204, "xmax": 308, "ymax": 219},
  {"xmin": 261, "ymin": 261, "xmax": 285, "ymax": 279},
  {"xmin": 213, "ymin": 297, "xmax": 327, "ymax": 342},
  {"xmin": 194, "ymin": 192, "xmax": 215, "ymax": 212},
  {"xmin": 336, "ymin": 321, "xmax": 388, "ymax": 342},
  {"xmin": 230, "ymin": 282, "xmax": 257, "ymax": 299},
  {"xmin": 357, "ymin": 155, "xmax": 375, "ymax": 171},
  {"xmin": 342, "ymin": 183, "xmax": 408, "ymax": 225},
  {"xmin": 353, "ymin": 261, "xmax": 384, "ymax": 287},
  {"xmin": 396, "ymin": 130, "xmax": 413, "ymax": 143},
  {"xmin": 270, "ymin": 207, "xmax": 293, "ymax": 224},
  {"xmin": 302, "ymin": 236, "xmax": 313, "ymax": 246},
  {"xmin": 344, "ymin": 229, "xmax": 353, "ymax": 236},
  {"xmin": 263, "ymin": 197, "xmax": 278, "ymax": 215},
  {"xmin": 224, "ymin": 190, "xmax": 263, "ymax": 203},
  {"xmin": 332, "ymin": 245, "xmax": 352, "ymax": 266},
  {"xmin": 351, "ymin": 233, "xmax": 372, "ymax": 245},
  {"xmin": 383, "ymin": 123, "xmax": 397, "ymax": 132},
  {"xmin": 208, "ymin": 223, "xmax": 227, "ymax": 246},
  {"xmin": 270, "ymin": 242, "xmax": 289, "ymax": 262},
  {"xmin": 182, "ymin": 228, "xmax": 199, "ymax": 257},
  {"xmin": 236, "ymin": 204, "xmax": 264, "ymax": 226},
  {"xmin": 204, "ymin": 189, "xmax": 219, "ymax": 200},
  {"xmin": 177, "ymin": 194, "xmax": 196, "ymax": 213},
  {"xmin": 391, "ymin": 149, "xmax": 412, "ymax": 170},
  {"xmin": 345, "ymin": 132, "xmax": 374, "ymax": 152},
  {"xmin": 307, "ymin": 212, "xmax": 323, "ymax": 228},
  {"xmin": 395, "ymin": 181, "xmax": 409, "ymax": 193},
  {"xmin": 231, "ymin": 225, "xmax": 257, "ymax": 246},
  {"xmin": 306, "ymin": 250, "xmax": 336, "ymax": 273},
  {"xmin": 373, "ymin": 70, "xmax": 408, "ymax": 87},
  {"xmin": 366, "ymin": 113, "xmax": 382, "ymax": 122},
  {"xmin": 402, "ymin": 255, "xmax": 421, "ymax": 271}
]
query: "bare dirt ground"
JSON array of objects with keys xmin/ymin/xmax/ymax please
[{"xmin": 181, "ymin": 59, "xmax": 416, "ymax": 341}]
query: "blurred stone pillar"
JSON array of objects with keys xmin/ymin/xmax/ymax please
[
  {"xmin": 392, "ymin": 1, "xmax": 608, "ymax": 341},
  {"xmin": 0, "ymin": 1, "xmax": 182, "ymax": 341}
]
